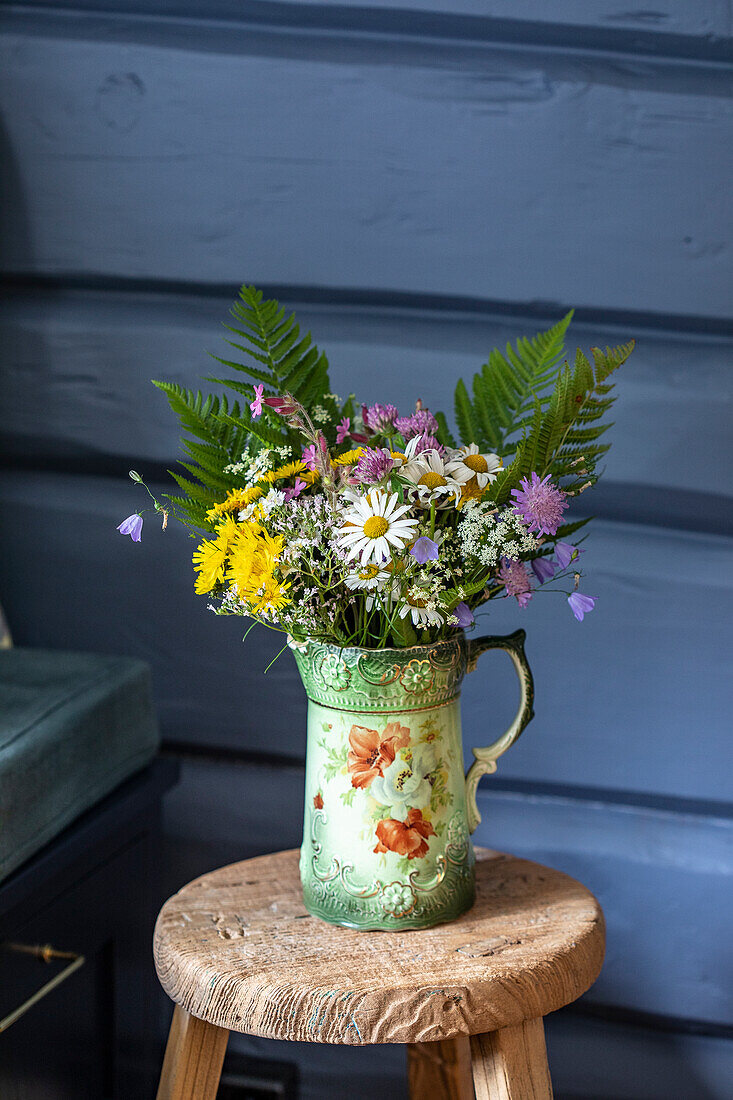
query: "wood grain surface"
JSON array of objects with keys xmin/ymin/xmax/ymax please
[
  {"xmin": 154, "ymin": 848, "xmax": 604, "ymax": 1045},
  {"xmin": 156, "ymin": 1004, "xmax": 229, "ymax": 1100},
  {"xmin": 471, "ymin": 1018, "xmax": 553, "ymax": 1099},
  {"xmin": 407, "ymin": 1035, "xmax": 474, "ymax": 1099}
]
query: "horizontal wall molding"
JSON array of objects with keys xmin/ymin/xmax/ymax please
[
  {"xmin": 7, "ymin": 1, "xmax": 733, "ymax": 66},
  {"xmin": 4, "ymin": 276, "xmax": 733, "ymax": 335}
]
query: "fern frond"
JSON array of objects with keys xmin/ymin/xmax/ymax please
[{"xmin": 452, "ymin": 312, "xmax": 573, "ymax": 452}]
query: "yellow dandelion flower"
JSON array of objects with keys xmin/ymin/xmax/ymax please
[
  {"xmin": 206, "ymin": 485, "xmax": 264, "ymax": 521},
  {"xmin": 261, "ymin": 460, "xmax": 308, "ymax": 484},
  {"xmin": 332, "ymin": 447, "xmax": 365, "ymax": 467},
  {"xmin": 250, "ymin": 577, "xmax": 291, "ymax": 615},
  {"xmin": 300, "ymin": 469, "xmax": 320, "ymax": 486},
  {"xmin": 192, "ymin": 538, "xmax": 228, "ymax": 595},
  {"xmin": 226, "ymin": 527, "xmax": 285, "ymax": 603}
]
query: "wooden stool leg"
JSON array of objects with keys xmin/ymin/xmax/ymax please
[
  {"xmin": 470, "ymin": 1018, "xmax": 553, "ymax": 1100},
  {"xmin": 407, "ymin": 1035, "xmax": 474, "ymax": 1100},
  {"xmin": 156, "ymin": 1004, "xmax": 229, "ymax": 1100}
]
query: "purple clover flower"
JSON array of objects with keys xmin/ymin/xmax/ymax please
[
  {"xmin": 568, "ymin": 592, "xmax": 596, "ymax": 621},
  {"xmin": 452, "ymin": 602, "xmax": 474, "ymax": 628},
  {"xmin": 395, "ymin": 409, "xmax": 439, "ymax": 440},
  {"xmin": 498, "ymin": 558, "xmax": 533, "ymax": 608},
  {"xmin": 406, "ymin": 432, "xmax": 444, "ymax": 457},
  {"xmin": 363, "ymin": 404, "xmax": 398, "ymax": 434},
  {"xmin": 555, "ymin": 541, "xmax": 580, "ymax": 569},
  {"xmin": 530, "ymin": 556, "xmax": 556, "ymax": 584},
  {"xmin": 511, "ymin": 472, "xmax": 568, "ymax": 536},
  {"xmin": 410, "ymin": 535, "xmax": 439, "ymax": 564},
  {"xmin": 354, "ymin": 447, "xmax": 395, "ymax": 484},
  {"xmin": 117, "ymin": 514, "xmax": 143, "ymax": 542}
]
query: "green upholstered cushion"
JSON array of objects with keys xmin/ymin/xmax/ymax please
[{"xmin": 0, "ymin": 648, "xmax": 159, "ymax": 883}]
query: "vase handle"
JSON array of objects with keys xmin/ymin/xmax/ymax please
[{"xmin": 464, "ymin": 629, "xmax": 535, "ymax": 833}]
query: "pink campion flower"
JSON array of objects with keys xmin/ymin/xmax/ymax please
[
  {"xmin": 511, "ymin": 472, "xmax": 568, "ymax": 536},
  {"xmin": 264, "ymin": 395, "xmax": 299, "ymax": 417},
  {"xmin": 250, "ymin": 384, "xmax": 264, "ymax": 418},
  {"xmin": 117, "ymin": 514, "xmax": 143, "ymax": 542},
  {"xmin": 498, "ymin": 558, "xmax": 533, "ymax": 608},
  {"xmin": 302, "ymin": 444, "xmax": 319, "ymax": 471},
  {"xmin": 336, "ymin": 417, "xmax": 351, "ymax": 444},
  {"xmin": 568, "ymin": 592, "xmax": 597, "ymax": 621},
  {"xmin": 283, "ymin": 478, "xmax": 307, "ymax": 503}
]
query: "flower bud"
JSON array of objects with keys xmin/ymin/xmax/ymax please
[{"xmin": 128, "ymin": 469, "xmax": 143, "ymax": 482}]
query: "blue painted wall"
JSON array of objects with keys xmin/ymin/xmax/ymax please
[{"xmin": 1, "ymin": 2, "xmax": 731, "ymax": 1096}]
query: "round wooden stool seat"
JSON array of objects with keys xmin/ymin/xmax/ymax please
[{"xmin": 154, "ymin": 847, "xmax": 604, "ymax": 1050}]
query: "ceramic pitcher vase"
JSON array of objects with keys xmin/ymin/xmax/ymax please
[{"xmin": 289, "ymin": 630, "xmax": 534, "ymax": 931}]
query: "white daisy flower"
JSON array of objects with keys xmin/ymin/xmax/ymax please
[
  {"xmin": 445, "ymin": 444, "xmax": 502, "ymax": 489},
  {"xmin": 338, "ymin": 491, "xmax": 418, "ymax": 566},
  {"xmin": 344, "ymin": 564, "xmax": 390, "ymax": 591},
  {"xmin": 398, "ymin": 596, "xmax": 445, "ymax": 629},
  {"xmin": 400, "ymin": 449, "xmax": 461, "ymax": 508}
]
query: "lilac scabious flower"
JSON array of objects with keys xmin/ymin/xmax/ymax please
[
  {"xmin": 363, "ymin": 404, "xmax": 398, "ymax": 434},
  {"xmin": 530, "ymin": 556, "xmax": 556, "ymax": 584},
  {"xmin": 395, "ymin": 409, "xmax": 439, "ymax": 440},
  {"xmin": 511, "ymin": 472, "xmax": 568, "ymax": 536},
  {"xmin": 117, "ymin": 514, "xmax": 143, "ymax": 542},
  {"xmin": 354, "ymin": 447, "xmax": 395, "ymax": 484},
  {"xmin": 555, "ymin": 541, "xmax": 580, "ymax": 570},
  {"xmin": 452, "ymin": 601, "xmax": 474, "ymax": 628},
  {"xmin": 568, "ymin": 592, "xmax": 596, "ymax": 621},
  {"xmin": 410, "ymin": 535, "xmax": 439, "ymax": 564},
  {"xmin": 498, "ymin": 558, "xmax": 533, "ymax": 608}
]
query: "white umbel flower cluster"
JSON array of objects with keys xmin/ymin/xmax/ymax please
[{"xmin": 458, "ymin": 503, "xmax": 539, "ymax": 568}]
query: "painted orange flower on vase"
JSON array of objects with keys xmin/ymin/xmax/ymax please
[
  {"xmin": 374, "ymin": 808, "xmax": 436, "ymax": 860},
  {"xmin": 347, "ymin": 722, "xmax": 410, "ymax": 789},
  {"xmin": 313, "ymin": 792, "xmax": 324, "ymax": 809}
]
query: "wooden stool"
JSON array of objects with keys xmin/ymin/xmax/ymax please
[{"xmin": 154, "ymin": 848, "xmax": 605, "ymax": 1099}]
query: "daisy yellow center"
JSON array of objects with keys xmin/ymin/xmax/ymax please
[
  {"xmin": 464, "ymin": 454, "xmax": 488, "ymax": 473},
  {"xmin": 363, "ymin": 516, "xmax": 389, "ymax": 539},
  {"xmin": 419, "ymin": 472, "xmax": 447, "ymax": 489}
]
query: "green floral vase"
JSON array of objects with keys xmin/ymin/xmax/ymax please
[{"xmin": 289, "ymin": 630, "xmax": 534, "ymax": 931}]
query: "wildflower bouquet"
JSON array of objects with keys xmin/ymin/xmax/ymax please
[{"xmin": 120, "ymin": 286, "xmax": 634, "ymax": 650}]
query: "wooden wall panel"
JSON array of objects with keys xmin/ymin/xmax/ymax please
[{"xmin": 1, "ymin": 10, "xmax": 731, "ymax": 316}]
